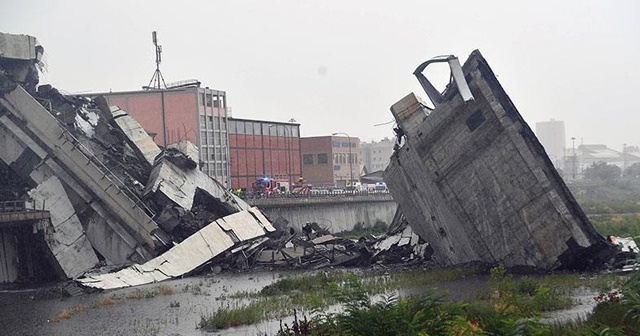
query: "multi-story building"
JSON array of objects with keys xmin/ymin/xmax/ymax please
[
  {"xmin": 360, "ymin": 137, "xmax": 394, "ymax": 174},
  {"xmin": 227, "ymin": 118, "xmax": 300, "ymax": 191},
  {"xmin": 90, "ymin": 82, "xmax": 231, "ymax": 186},
  {"xmin": 300, "ymin": 135, "xmax": 360, "ymax": 188},
  {"xmin": 535, "ymin": 119, "xmax": 566, "ymax": 170}
]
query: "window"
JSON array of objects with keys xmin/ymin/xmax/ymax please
[
  {"xmin": 303, "ymin": 154, "xmax": 314, "ymax": 165},
  {"xmin": 245, "ymin": 121, "xmax": 253, "ymax": 135},
  {"xmin": 206, "ymin": 93, "xmax": 212, "ymax": 107},
  {"xmin": 317, "ymin": 153, "xmax": 328, "ymax": 164}
]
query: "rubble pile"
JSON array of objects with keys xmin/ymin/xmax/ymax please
[
  {"xmin": 0, "ymin": 32, "xmax": 277, "ymax": 287},
  {"xmin": 0, "ymin": 32, "xmax": 433, "ymax": 289}
]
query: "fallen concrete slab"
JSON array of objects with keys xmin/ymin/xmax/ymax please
[
  {"xmin": 385, "ymin": 50, "xmax": 614, "ymax": 271},
  {"xmin": 110, "ymin": 106, "xmax": 162, "ymax": 166},
  {"xmin": 77, "ymin": 207, "xmax": 275, "ymax": 290}
]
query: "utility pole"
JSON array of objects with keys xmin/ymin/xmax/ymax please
[{"xmin": 571, "ymin": 137, "xmax": 576, "ymax": 179}]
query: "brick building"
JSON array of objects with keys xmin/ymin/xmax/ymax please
[
  {"xmin": 90, "ymin": 82, "xmax": 231, "ymax": 186},
  {"xmin": 300, "ymin": 135, "xmax": 360, "ymax": 188},
  {"xmin": 228, "ymin": 118, "xmax": 300, "ymax": 191}
]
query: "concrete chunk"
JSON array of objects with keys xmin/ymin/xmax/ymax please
[{"xmin": 28, "ymin": 176, "xmax": 99, "ymax": 278}]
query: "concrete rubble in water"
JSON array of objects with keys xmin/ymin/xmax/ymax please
[{"xmin": 384, "ymin": 50, "xmax": 615, "ymax": 271}]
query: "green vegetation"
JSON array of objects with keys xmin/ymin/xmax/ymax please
[
  {"xmin": 334, "ymin": 220, "xmax": 389, "ymax": 239},
  {"xmin": 271, "ymin": 266, "xmax": 620, "ymax": 335},
  {"xmin": 570, "ymin": 179, "xmax": 640, "ymax": 215},
  {"xmin": 590, "ymin": 213, "xmax": 640, "ymax": 238},
  {"xmin": 199, "ymin": 265, "xmax": 622, "ymax": 334},
  {"xmin": 198, "ymin": 267, "xmax": 480, "ymax": 330}
]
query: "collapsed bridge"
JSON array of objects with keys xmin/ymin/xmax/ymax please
[{"xmin": 385, "ymin": 51, "xmax": 614, "ymax": 271}]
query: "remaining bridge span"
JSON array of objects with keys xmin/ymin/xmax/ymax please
[{"xmin": 247, "ymin": 194, "xmax": 397, "ymax": 233}]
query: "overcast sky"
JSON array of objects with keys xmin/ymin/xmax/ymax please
[{"xmin": 3, "ymin": 0, "xmax": 639, "ymax": 150}]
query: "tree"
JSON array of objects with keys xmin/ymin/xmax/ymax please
[
  {"xmin": 583, "ymin": 161, "xmax": 621, "ymax": 181},
  {"xmin": 624, "ymin": 162, "xmax": 640, "ymax": 179}
]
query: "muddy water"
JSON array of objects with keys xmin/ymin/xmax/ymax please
[
  {"xmin": 0, "ymin": 270, "xmax": 600, "ymax": 336},
  {"xmin": 0, "ymin": 270, "xmax": 295, "ymax": 336}
]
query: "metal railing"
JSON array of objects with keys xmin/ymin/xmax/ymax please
[
  {"xmin": 33, "ymin": 96, "xmax": 156, "ymax": 220},
  {"xmin": 57, "ymin": 127, "xmax": 155, "ymax": 218},
  {"xmin": 0, "ymin": 199, "xmax": 43, "ymax": 213}
]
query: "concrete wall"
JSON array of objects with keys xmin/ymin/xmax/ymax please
[
  {"xmin": 249, "ymin": 195, "xmax": 397, "ymax": 233},
  {"xmin": 0, "ymin": 227, "xmax": 19, "ymax": 283}
]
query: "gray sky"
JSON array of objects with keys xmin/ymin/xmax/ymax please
[{"xmin": 4, "ymin": 0, "xmax": 639, "ymax": 150}]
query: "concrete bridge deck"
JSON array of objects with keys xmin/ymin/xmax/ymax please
[{"xmin": 245, "ymin": 193, "xmax": 397, "ymax": 233}]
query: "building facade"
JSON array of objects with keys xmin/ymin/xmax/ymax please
[
  {"xmin": 565, "ymin": 144, "xmax": 640, "ymax": 179},
  {"xmin": 535, "ymin": 119, "xmax": 566, "ymax": 170},
  {"xmin": 92, "ymin": 84, "xmax": 231, "ymax": 186},
  {"xmin": 227, "ymin": 118, "xmax": 300, "ymax": 191},
  {"xmin": 300, "ymin": 135, "xmax": 360, "ymax": 188},
  {"xmin": 360, "ymin": 137, "xmax": 394, "ymax": 174}
]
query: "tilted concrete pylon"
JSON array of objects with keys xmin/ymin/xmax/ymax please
[{"xmin": 385, "ymin": 50, "xmax": 614, "ymax": 271}]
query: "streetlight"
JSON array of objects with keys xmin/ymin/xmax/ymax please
[
  {"xmin": 332, "ymin": 132, "xmax": 353, "ymax": 189},
  {"xmin": 571, "ymin": 137, "xmax": 576, "ymax": 179},
  {"xmin": 270, "ymin": 124, "xmax": 291, "ymax": 193}
]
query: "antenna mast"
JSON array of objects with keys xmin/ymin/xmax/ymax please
[{"xmin": 146, "ymin": 31, "xmax": 167, "ymax": 90}]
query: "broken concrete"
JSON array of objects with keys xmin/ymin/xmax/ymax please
[
  {"xmin": 0, "ymin": 32, "xmax": 280, "ymax": 285},
  {"xmin": 385, "ymin": 51, "xmax": 614, "ymax": 271},
  {"xmin": 77, "ymin": 207, "xmax": 275, "ymax": 290},
  {"xmin": 28, "ymin": 176, "xmax": 99, "ymax": 278},
  {"xmin": 110, "ymin": 106, "xmax": 162, "ymax": 166}
]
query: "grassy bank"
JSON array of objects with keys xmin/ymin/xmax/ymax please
[{"xmin": 198, "ymin": 265, "xmax": 623, "ymax": 335}]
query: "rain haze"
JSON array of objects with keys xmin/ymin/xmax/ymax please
[{"xmin": 3, "ymin": 0, "xmax": 639, "ymax": 151}]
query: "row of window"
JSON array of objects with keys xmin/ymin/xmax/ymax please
[
  {"xmin": 303, "ymin": 153, "xmax": 358, "ymax": 165},
  {"xmin": 200, "ymin": 131, "xmax": 228, "ymax": 146},
  {"xmin": 201, "ymin": 146, "xmax": 228, "ymax": 161},
  {"xmin": 332, "ymin": 141, "xmax": 356, "ymax": 148},
  {"xmin": 199, "ymin": 115, "xmax": 227, "ymax": 131},
  {"xmin": 201, "ymin": 162, "xmax": 227, "ymax": 177},
  {"xmin": 228, "ymin": 120, "xmax": 299, "ymax": 137},
  {"xmin": 200, "ymin": 92, "xmax": 226, "ymax": 108}
]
